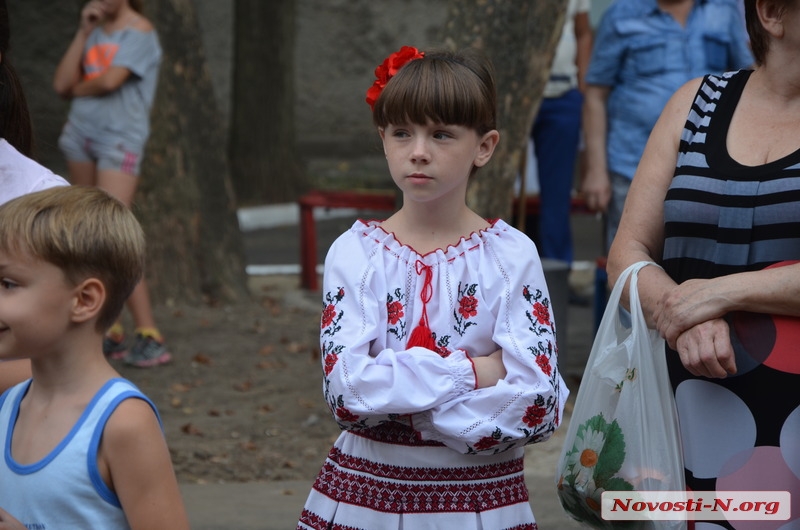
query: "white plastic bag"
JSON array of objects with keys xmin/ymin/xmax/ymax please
[{"xmin": 555, "ymin": 261, "xmax": 685, "ymax": 529}]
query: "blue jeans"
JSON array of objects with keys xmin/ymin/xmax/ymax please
[
  {"xmin": 531, "ymin": 89, "xmax": 583, "ymax": 265},
  {"xmin": 606, "ymin": 171, "xmax": 632, "ymax": 254}
]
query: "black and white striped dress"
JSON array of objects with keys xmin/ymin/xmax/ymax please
[{"xmin": 662, "ymin": 69, "xmax": 800, "ymax": 525}]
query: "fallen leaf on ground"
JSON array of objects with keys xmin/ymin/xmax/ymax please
[
  {"xmin": 234, "ymin": 380, "xmax": 252, "ymax": 392},
  {"xmin": 286, "ymin": 342, "xmax": 303, "ymax": 353},
  {"xmin": 297, "ymin": 398, "xmax": 316, "ymax": 409},
  {"xmin": 193, "ymin": 353, "xmax": 213, "ymax": 365},
  {"xmin": 181, "ymin": 423, "xmax": 204, "ymax": 436}
]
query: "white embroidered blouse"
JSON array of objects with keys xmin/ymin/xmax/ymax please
[{"xmin": 319, "ymin": 219, "xmax": 569, "ymax": 455}]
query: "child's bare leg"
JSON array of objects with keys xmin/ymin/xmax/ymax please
[
  {"xmin": 94, "ymin": 168, "xmax": 170, "ymax": 366},
  {"xmin": 127, "ymin": 279, "xmax": 157, "ymax": 330},
  {"xmin": 95, "ymin": 168, "xmax": 138, "ymax": 207},
  {"xmin": 67, "ymin": 160, "xmax": 97, "ymax": 187}
]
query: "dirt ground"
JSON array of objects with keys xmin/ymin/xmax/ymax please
[
  {"xmin": 114, "ymin": 272, "xmax": 583, "ymax": 488},
  {"xmin": 113, "ymin": 275, "xmax": 343, "ymax": 484}
]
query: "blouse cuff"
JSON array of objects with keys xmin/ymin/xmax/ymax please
[{"xmin": 450, "ymin": 349, "xmax": 477, "ymax": 395}]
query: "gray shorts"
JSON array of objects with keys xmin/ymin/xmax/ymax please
[{"xmin": 58, "ymin": 121, "xmax": 144, "ymax": 176}]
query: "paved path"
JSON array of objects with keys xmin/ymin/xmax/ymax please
[{"xmin": 180, "ymin": 475, "xmax": 585, "ymax": 529}]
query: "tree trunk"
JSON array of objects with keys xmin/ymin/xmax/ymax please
[
  {"xmin": 440, "ymin": 0, "xmax": 567, "ymax": 219},
  {"xmin": 9, "ymin": 0, "xmax": 249, "ymax": 305},
  {"xmin": 229, "ymin": 0, "xmax": 307, "ymax": 206},
  {"xmin": 6, "ymin": 2, "xmax": 76, "ymax": 173},
  {"xmin": 138, "ymin": 0, "xmax": 249, "ymax": 304}
]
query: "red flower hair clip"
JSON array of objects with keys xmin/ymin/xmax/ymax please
[{"xmin": 365, "ymin": 45, "xmax": 425, "ymax": 111}]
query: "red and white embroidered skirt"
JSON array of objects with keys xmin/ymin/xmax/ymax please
[{"xmin": 297, "ymin": 424, "xmax": 538, "ymax": 530}]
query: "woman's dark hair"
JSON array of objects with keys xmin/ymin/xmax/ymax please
[
  {"xmin": 130, "ymin": 0, "xmax": 144, "ymax": 13},
  {"xmin": 372, "ymin": 48, "xmax": 497, "ymax": 136},
  {"xmin": 744, "ymin": 0, "xmax": 794, "ymax": 66},
  {"xmin": 0, "ymin": 0, "xmax": 34, "ymax": 157}
]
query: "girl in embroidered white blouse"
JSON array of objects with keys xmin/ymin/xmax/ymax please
[{"xmin": 297, "ymin": 46, "xmax": 569, "ymax": 530}]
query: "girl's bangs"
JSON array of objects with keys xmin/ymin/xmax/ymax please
[{"xmin": 376, "ymin": 60, "xmax": 492, "ymax": 131}]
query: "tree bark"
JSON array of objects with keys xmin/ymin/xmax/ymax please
[
  {"xmin": 229, "ymin": 0, "xmax": 307, "ymax": 206},
  {"xmin": 440, "ymin": 0, "xmax": 567, "ymax": 219},
  {"xmin": 138, "ymin": 0, "xmax": 249, "ymax": 304},
  {"xmin": 10, "ymin": 0, "xmax": 249, "ymax": 305}
]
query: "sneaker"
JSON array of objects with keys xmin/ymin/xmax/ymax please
[
  {"xmin": 103, "ymin": 333, "xmax": 128, "ymax": 360},
  {"xmin": 124, "ymin": 334, "xmax": 172, "ymax": 368}
]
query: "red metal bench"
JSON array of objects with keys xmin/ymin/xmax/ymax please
[{"xmin": 298, "ymin": 190, "xmax": 397, "ymax": 290}]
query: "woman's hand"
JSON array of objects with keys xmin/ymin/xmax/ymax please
[
  {"xmin": 674, "ymin": 318, "xmax": 736, "ymax": 378},
  {"xmin": 654, "ymin": 278, "xmax": 732, "ymax": 349},
  {"xmin": 471, "ymin": 349, "xmax": 506, "ymax": 389}
]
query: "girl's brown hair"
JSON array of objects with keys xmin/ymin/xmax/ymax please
[
  {"xmin": 372, "ymin": 48, "xmax": 497, "ymax": 136},
  {"xmin": 0, "ymin": 0, "xmax": 34, "ymax": 157}
]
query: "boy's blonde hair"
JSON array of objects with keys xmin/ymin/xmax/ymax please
[
  {"xmin": 372, "ymin": 48, "xmax": 497, "ymax": 136},
  {"xmin": 0, "ymin": 186, "xmax": 145, "ymax": 332}
]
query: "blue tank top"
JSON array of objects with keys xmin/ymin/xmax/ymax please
[{"xmin": 0, "ymin": 378, "xmax": 160, "ymax": 528}]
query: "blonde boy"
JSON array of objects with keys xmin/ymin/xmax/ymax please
[{"xmin": 0, "ymin": 186, "xmax": 188, "ymax": 529}]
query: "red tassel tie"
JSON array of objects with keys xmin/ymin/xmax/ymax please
[{"xmin": 407, "ymin": 260, "xmax": 437, "ymax": 350}]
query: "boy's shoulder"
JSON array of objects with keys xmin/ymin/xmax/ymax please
[
  {"xmin": 98, "ymin": 378, "xmax": 156, "ymax": 418},
  {"xmin": 103, "ymin": 389, "xmax": 161, "ymax": 441}
]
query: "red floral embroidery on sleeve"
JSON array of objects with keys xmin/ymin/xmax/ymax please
[
  {"xmin": 474, "ymin": 436, "xmax": 500, "ymax": 451},
  {"xmin": 323, "ymin": 351, "xmax": 339, "ymax": 376},
  {"xmin": 321, "ymin": 304, "xmax": 336, "ymax": 328},
  {"xmin": 536, "ymin": 353, "xmax": 552, "ymax": 377},
  {"xmin": 387, "ymin": 300, "xmax": 404, "ymax": 324},
  {"xmin": 433, "ymin": 332, "xmax": 452, "ymax": 358},
  {"xmin": 386, "ymin": 288, "xmax": 407, "ymax": 341},
  {"xmin": 321, "ymin": 287, "xmax": 345, "ymax": 335},
  {"xmin": 336, "ymin": 406, "xmax": 359, "ymax": 423},
  {"xmin": 523, "ymin": 403, "xmax": 548, "ymax": 427},
  {"xmin": 453, "ymin": 282, "xmax": 479, "ymax": 336},
  {"xmin": 522, "ymin": 285, "xmax": 553, "ymax": 335},
  {"xmin": 532, "ymin": 301, "xmax": 550, "ymax": 326},
  {"xmin": 458, "ymin": 295, "xmax": 478, "ymax": 319}
]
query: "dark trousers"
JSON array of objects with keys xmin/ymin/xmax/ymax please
[{"xmin": 530, "ymin": 88, "xmax": 583, "ymax": 265}]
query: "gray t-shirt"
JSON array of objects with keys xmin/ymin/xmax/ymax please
[{"xmin": 67, "ymin": 27, "xmax": 162, "ymax": 148}]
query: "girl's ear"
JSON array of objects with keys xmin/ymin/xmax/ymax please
[
  {"xmin": 473, "ymin": 130, "xmax": 500, "ymax": 168},
  {"xmin": 378, "ymin": 127, "xmax": 387, "ymax": 156},
  {"xmin": 71, "ymin": 278, "xmax": 106, "ymax": 324}
]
